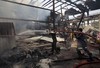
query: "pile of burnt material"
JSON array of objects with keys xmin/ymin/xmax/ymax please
[{"xmin": 0, "ymin": 46, "xmax": 53, "ymax": 68}]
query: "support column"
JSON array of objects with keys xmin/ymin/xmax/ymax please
[
  {"xmin": 99, "ymin": 15, "xmax": 100, "ymax": 30},
  {"xmin": 53, "ymin": 0, "xmax": 55, "ymax": 30}
]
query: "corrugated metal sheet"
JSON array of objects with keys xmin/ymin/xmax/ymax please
[{"xmin": 24, "ymin": 36, "xmax": 64, "ymax": 42}]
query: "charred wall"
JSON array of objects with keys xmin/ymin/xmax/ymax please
[{"xmin": 0, "ymin": 22, "xmax": 16, "ymax": 54}]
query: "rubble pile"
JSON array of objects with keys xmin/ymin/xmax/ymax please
[{"xmin": 0, "ymin": 45, "xmax": 52, "ymax": 68}]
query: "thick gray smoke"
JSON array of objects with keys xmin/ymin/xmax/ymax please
[{"xmin": 0, "ymin": 1, "xmax": 50, "ymax": 34}]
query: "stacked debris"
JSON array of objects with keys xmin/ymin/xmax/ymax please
[{"xmin": 0, "ymin": 44, "xmax": 54, "ymax": 68}]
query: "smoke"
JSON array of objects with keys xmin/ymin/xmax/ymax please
[{"xmin": 0, "ymin": 1, "xmax": 50, "ymax": 34}]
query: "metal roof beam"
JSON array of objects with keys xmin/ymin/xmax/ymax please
[
  {"xmin": 54, "ymin": 0, "xmax": 69, "ymax": 8},
  {"xmin": 48, "ymin": 1, "xmax": 67, "ymax": 8},
  {"xmin": 29, "ymin": 0, "xmax": 38, "ymax": 4},
  {"xmin": 56, "ymin": 4, "xmax": 75, "ymax": 11},
  {"xmin": 42, "ymin": 0, "xmax": 52, "ymax": 7},
  {"xmin": 42, "ymin": 0, "xmax": 46, "ymax": 3},
  {"xmin": 55, "ymin": 4, "xmax": 68, "ymax": 11},
  {"xmin": 55, "ymin": 3, "xmax": 63, "ymax": 8},
  {"xmin": 43, "ymin": 0, "xmax": 53, "ymax": 7},
  {"xmin": 47, "ymin": 1, "xmax": 59, "ymax": 8},
  {"xmin": 56, "ymin": 6, "xmax": 65, "ymax": 11},
  {"xmin": 62, "ymin": 5, "xmax": 68, "ymax": 9},
  {"xmin": 2, "ymin": 0, "xmax": 52, "ymax": 11}
]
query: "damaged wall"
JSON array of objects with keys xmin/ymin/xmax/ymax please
[
  {"xmin": 0, "ymin": 22, "xmax": 15, "ymax": 55},
  {"xmin": 0, "ymin": 1, "xmax": 51, "ymax": 54}
]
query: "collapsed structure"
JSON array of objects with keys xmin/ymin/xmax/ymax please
[{"xmin": 0, "ymin": 0, "xmax": 100, "ymax": 68}]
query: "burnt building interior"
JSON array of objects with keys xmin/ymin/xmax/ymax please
[{"xmin": 0, "ymin": 0, "xmax": 100, "ymax": 68}]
